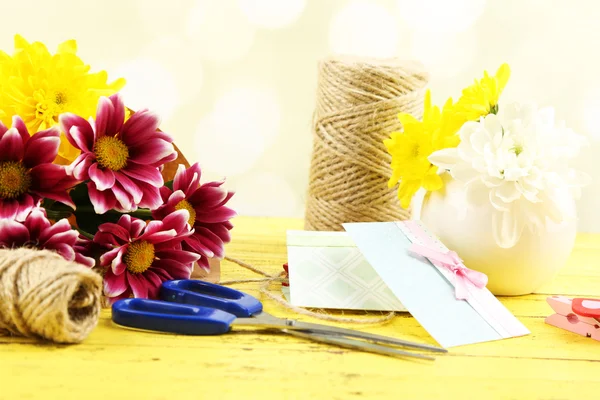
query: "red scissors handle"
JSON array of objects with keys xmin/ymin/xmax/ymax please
[{"xmin": 572, "ymin": 298, "xmax": 600, "ymax": 318}]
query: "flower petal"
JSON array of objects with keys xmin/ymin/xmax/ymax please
[
  {"xmin": 121, "ymin": 110, "xmax": 161, "ymax": 146},
  {"xmin": 166, "ymin": 190, "xmax": 186, "ymax": 208},
  {"xmin": 75, "ymin": 253, "xmax": 95, "ymax": 268},
  {"xmin": 162, "ymin": 209, "xmax": 191, "ymax": 233},
  {"xmin": 127, "ymin": 272, "xmax": 149, "ymax": 299},
  {"xmin": 114, "ymin": 172, "xmax": 143, "ymax": 204},
  {"xmin": 126, "ymin": 219, "xmax": 144, "ymax": 240},
  {"xmin": 111, "ymin": 247, "xmax": 127, "ymax": 275},
  {"xmin": 88, "ymin": 182, "xmax": 118, "ymax": 214},
  {"xmin": 153, "ymin": 259, "xmax": 193, "ymax": 280},
  {"xmin": 95, "ymin": 231, "xmax": 122, "ymax": 247},
  {"xmin": 0, "ymin": 219, "xmax": 30, "ymax": 246},
  {"xmin": 129, "ymin": 139, "xmax": 176, "ymax": 166},
  {"xmin": 94, "ymin": 96, "xmax": 115, "ymax": 138},
  {"xmin": 70, "ymin": 154, "xmax": 95, "ymax": 180},
  {"xmin": 184, "ymin": 235, "xmax": 215, "ymax": 258},
  {"xmin": 192, "ymin": 227, "xmax": 225, "ymax": 258},
  {"xmin": 191, "ymin": 185, "xmax": 228, "ymax": 207},
  {"xmin": 121, "ymin": 163, "xmax": 163, "ymax": 187},
  {"xmin": 0, "ymin": 128, "xmax": 24, "ymax": 161},
  {"xmin": 50, "ymin": 243, "xmax": 76, "ymax": 262},
  {"xmin": 428, "ymin": 148, "xmax": 459, "ymax": 170},
  {"xmin": 99, "ymin": 220, "xmax": 131, "ymax": 242},
  {"xmin": 196, "ymin": 206, "xmax": 237, "ymax": 224},
  {"xmin": 11, "ymin": 116, "xmax": 30, "ymax": 144},
  {"xmin": 111, "ymin": 182, "xmax": 136, "ymax": 212},
  {"xmin": 142, "ymin": 269, "xmax": 165, "ymax": 299},
  {"xmin": 89, "ymin": 164, "xmax": 116, "ymax": 191},
  {"xmin": 0, "ymin": 199, "xmax": 20, "ymax": 220},
  {"xmin": 59, "ymin": 113, "xmax": 95, "ymax": 152},
  {"xmin": 104, "ymin": 268, "xmax": 128, "ymax": 297},
  {"xmin": 39, "ymin": 219, "xmax": 78, "ymax": 244},
  {"xmin": 155, "ymin": 249, "xmax": 200, "ymax": 265},
  {"xmin": 495, "ymin": 182, "xmax": 522, "ymax": 203},
  {"xmin": 107, "ymin": 94, "xmax": 125, "ymax": 136},
  {"xmin": 140, "ymin": 229, "xmax": 177, "ymax": 244},
  {"xmin": 137, "ymin": 183, "xmax": 163, "ymax": 210},
  {"xmin": 23, "ymin": 208, "xmax": 51, "ymax": 240},
  {"xmin": 23, "ymin": 135, "xmax": 60, "ymax": 168},
  {"xmin": 99, "ymin": 246, "xmax": 122, "ymax": 267},
  {"xmin": 15, "ymin": 195, "xmax": 36, "ymax": 221},
  {"xmin": 29, "ymin": 164, "xmax": 77, "ymax": 208}
]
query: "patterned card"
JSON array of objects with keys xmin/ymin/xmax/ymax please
[
  {"xmin": 287, "ymin": 222, "xmax": 529, "ymax": 348},
  {"xmin": 286, "ymin": 230, "xmax": 406, "ymax": 311}
]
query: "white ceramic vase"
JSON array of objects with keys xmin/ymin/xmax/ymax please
[{"xmin": 417, "ymin": 173, "xmax": 577, "ymax": 296}]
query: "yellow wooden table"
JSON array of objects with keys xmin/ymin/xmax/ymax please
[{"xmin": 2, "ymin": 216, "xmax": 600, "ymax": 399}]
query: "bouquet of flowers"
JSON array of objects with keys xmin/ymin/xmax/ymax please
[
  {"xmin": 0, "ymin": 35, "xmax": 235, "ymax": 303},
  {"xmin": 385, "ymin": 64, "xmax": 589, "ymax": 248}
]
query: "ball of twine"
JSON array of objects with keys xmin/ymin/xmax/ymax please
[
  {"xmin": 0, "ymin": 248, "xmax": 103, "ymax": 344},
  {"xmin": 305, "ymin": 56, "xmax": 429, "ymax": 231}
]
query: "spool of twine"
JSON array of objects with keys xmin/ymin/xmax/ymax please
[
  {"xmin": 305, "ymin": 56, "xmax": 429, "ymax": 231},
  {"xmin": 0, "ymin": 248, "xmax": 103, "ymax": 344}
]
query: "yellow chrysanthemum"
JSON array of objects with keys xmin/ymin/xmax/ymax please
[
  {"xmin": 0, "ymin": 35, "xmax": 125, "ymax": 164},
  {"xmin": 454, "ymin": 63, "xmax": 511, "ymax": 122},
  {"xmin": 384, "ymin": 90, "xmax": 461, "ymax": 209}
]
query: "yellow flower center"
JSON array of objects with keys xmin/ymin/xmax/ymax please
[
  {"xmin": 174, "ymin": 200, "xmax": 197, "ymax": 226},
  {"xmin": 94, "ymin": 136, "xmax": 129, "ymax": 171},
  {"xmin": 124, "ymin": 240, "xmax": 155, "ymax": 274},
  {"xmin": 0, "ymin": 161, "xmax": 31, "ymax": 200},
  {"xmin": 512, "ymin": 144, "xmax": 523, "ymax": 156},
  {"xmin": 55, "ymin": 92, "xmax": 67, "ymax": 105},
  {"xmin": 411, "ymin": 143, "xmax": 421, "ymax": 158},
  {"xmin": 34, "ymin": 89, "xmax": 69, "ymax": 127}
]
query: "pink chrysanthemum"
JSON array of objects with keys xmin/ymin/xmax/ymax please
[
  {"xmin": 0, "ymin": 116, "xmax": 78, "ymax": 220},
  {"xmin": 0, "ymin": 208, "xmax": 94, "ymax": 267},
  {"xmin": 152, "ymin": 163, "xmax": 236, "ymax": 272},
  {"xmin": 96, "ymin": 210, "xmax": 200, "ymax": 302},
  {"xmin": 59, "ymin": 94, "xmax": 177, "ymax": 214}
]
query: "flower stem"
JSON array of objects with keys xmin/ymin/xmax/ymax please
[
  {"xmin": 73, "ymin": 206, "xmax": 153, "ymax": 220},
  {"xmin": 128, "ymin": 209, "xmax": 153, "ymax": 219},
  {"xmin": 74, "ymin": 227, "xmax": 94, "ymax": 240}
]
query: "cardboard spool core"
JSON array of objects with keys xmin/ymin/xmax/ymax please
[{"xmin": 163, "ymin": 143, "xmax": 221, "ymax": 284}]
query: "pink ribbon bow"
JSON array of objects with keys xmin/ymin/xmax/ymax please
[{"xmin": 409, "ymin": 243, "xmax": 488, "ymax": 300}]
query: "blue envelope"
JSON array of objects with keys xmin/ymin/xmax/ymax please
[{"xmin": 343, "ymin": 221, "xmax": 529, "ymax": 348}]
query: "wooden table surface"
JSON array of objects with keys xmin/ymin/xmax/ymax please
[{"xmin": 2, "ymin": 216, "xmax": 600, "ymax": 399}]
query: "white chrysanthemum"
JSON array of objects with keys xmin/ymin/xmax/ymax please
[{"xmin": 429, "ymin": 102, "xmax": 589, "ymax": 248}]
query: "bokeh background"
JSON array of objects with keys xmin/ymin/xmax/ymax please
[{"xmin": 2, "ymin": 0, "xmax": 598, "ymax": 231}]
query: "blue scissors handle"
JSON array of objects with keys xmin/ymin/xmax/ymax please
[
  {"xmin": 112, "ymin": 299, "xmax": 236, "ymax": 335},
  {"xmin": 160, "ymin": 280, "xmax": 263, "ymax": 318}
]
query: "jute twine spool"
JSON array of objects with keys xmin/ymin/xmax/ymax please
[
  {"xmin": 0, "ymin": 248, "xmax": 102, "ymax": 343},
  {"xmin": 305, "ymin": 56, "xmax": 429, "ymax": 231}
]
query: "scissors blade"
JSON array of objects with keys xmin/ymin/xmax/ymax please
[
  {"xmin": 239, "ymin": 313, "xmax": 446, "ymax": 353},
  {"xmin": 283, "ymin": 330, "xmax": 435, "ymax": 360}
]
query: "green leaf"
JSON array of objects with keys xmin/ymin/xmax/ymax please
[
  {"xmin": 165, "ymin": 179, "xmax": 174, "ymax": 190},
  {"xmin": 75, "ymin": 209, "xmax": 121, "ymax": 234},
  {"xmin": 42, "ymin": 198, "xmax": 73, "ymax": 220},
  {"xmin": 70, "ymin": 182, "xmax": 92, "ymax": 206}
]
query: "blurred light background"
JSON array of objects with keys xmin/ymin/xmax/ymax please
[{"xmin": 2, "ymin": 0, "xmax": 599, "ymax": 231}]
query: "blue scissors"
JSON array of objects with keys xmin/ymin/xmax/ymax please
[{"xmin": 112, "ymin": 280, "xmax": 446, "ymax": 360}]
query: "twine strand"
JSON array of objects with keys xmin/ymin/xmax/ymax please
[
  {"xmin": 223, "ymin": 256, "xmax": 395, "ymax": 325},
  {"xmin": 305, "ymin": 56, "xmax": 428, "ymax": 231},
  {"xmin": 0, "ymin": 248, "xmax": 102, "ymax": 343}
]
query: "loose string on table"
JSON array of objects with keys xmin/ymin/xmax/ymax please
[{"xmin": 222, "ymin": 256, "xmax": 395, "ymax": 325}]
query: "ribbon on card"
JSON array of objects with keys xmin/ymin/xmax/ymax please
[{"xmin": 408, "ymin": 243, "xmax": 488, "ymax": 300}]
